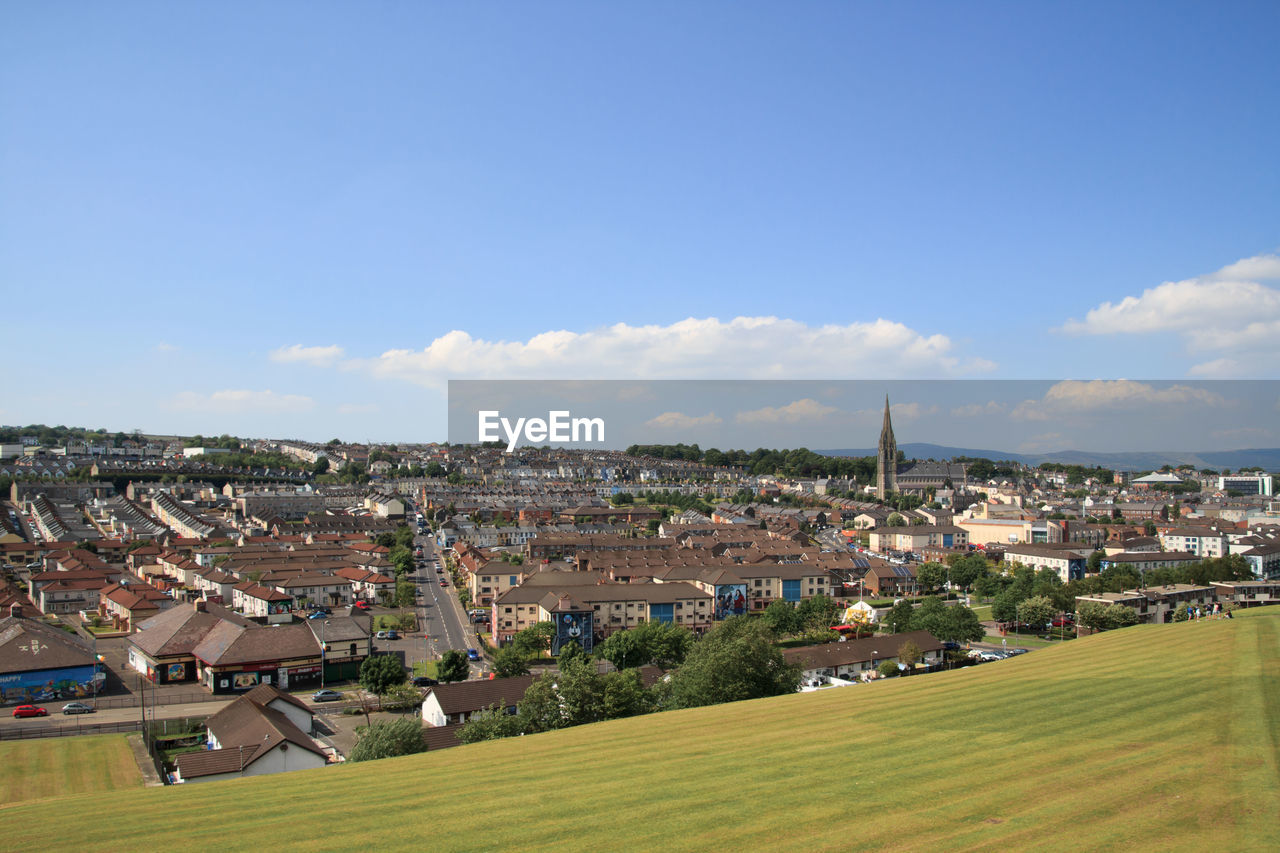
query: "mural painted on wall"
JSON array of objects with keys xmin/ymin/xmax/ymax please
[
  {"xmin": 714, "ymin": 583, "xmax": 747, "ymax": 620},
  {"xmin": 167, "ymin": 662, "xmax": 187, "ymax": 681},
  {"xmin": 552, "ymin": 611, "xmax": 593, "ymax": 655},
  {"xmin": 232, "ymin": 671, "xmax": 259, "ymax": 690},
  {"xmin": 0, "ymin": 666, "xmax": 96, "ymax": 704}
]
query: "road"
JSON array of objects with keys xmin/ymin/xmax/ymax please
[{"xmin": 408, "ymin": 531, "xmax": 482, "ymax": 673}]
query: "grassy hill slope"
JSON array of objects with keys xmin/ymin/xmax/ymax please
[{"xmin": 1, "ymin": 610, "xmax": 1276, "ymax": 851}]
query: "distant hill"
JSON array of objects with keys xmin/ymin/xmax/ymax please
[{"xmin": 819, "ymin": 443, "xmax": 1280, "ymax": 472}]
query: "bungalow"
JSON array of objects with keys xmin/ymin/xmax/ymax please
[
  {"xmin": 421, "ymin": 675, "xmax": 537, "ymax": 727},
  {"xmin": 1002, "ymin": 544, "xmax": 1090, "ymax": 583},
  {"xmin": 173, "ymin": 684, "xmax": 329, "ymax": 783},
  {"xmin": 784, "ymin": 630, "xmax": 946, "ymax": 682},
  {"xmin": 193, "ymin": 620, "xmax": 322, "ymax": 694}
]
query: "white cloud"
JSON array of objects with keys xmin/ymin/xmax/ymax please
[
  {"xmin": 735, "ymin": 398, "xmax": 839, "ymax": 424},
  {"xmin": 1187, "ymin": 358, "xmax": 1245, "ymax": 378},
  {"xmin": 270, "ymin": 344, "xmax": 346, "ymax": 368},
  {"xmin": 1060, "ymin": 253, "xmax": 1280, "ymax": 357},
  {"xmin": 341, "ymin": 317, "xmax": 997, "ymax": 387},
  {"xmin": 170, "ymin": 389, "xmax": 315, "ymax": 413},
  {"xmin": 644, "ymin": 411, "xmax": 723, "ymax": 429},
  {"xmin": 1011, "ymin": 380, "xmax": 1224, "ymax": 421},
  {"xmin": 337, "ymin": 402, "xmax": 379, "ymax": 415},
  {"xmin": 951, "ymin": 401, "xmax": 1007, "ymax": 418},
  {"xmin": 155, "ymin": 342, "xmax": 178, "ymax": 352}
]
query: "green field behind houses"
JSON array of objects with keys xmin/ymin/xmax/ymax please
[{"xmin": 1, "ymin": 609, "xmax": 1276, "ymax": 851}]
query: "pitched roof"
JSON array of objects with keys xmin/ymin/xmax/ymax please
[
  {"xmin": 783, "ymin": 630, "xmax": 944, "ymax": 670},
  {"xmin": 424, "ymin": 675, "xmax": 537, "ymax": 715},
  {"xmin": 0, "ymin": 615, "xmax": 94, "ymax": 673},
  {"xmin": 193, "ymin": 621, "xmax": 319, "ymax": 666}
]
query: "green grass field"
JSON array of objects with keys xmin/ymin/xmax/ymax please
[
  {"xmin": 0, "ymin": 609, "xmax": 1275, "ymax": 851},
  {"xmin": 0, "ymin": 734, "xmax": 142, "ymax": 806}
]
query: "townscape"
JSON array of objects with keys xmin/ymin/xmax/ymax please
[{"xmin": 2, "ymin": 408, "xmax": 1276, "ymax": 786}]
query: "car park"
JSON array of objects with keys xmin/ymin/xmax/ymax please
[
  {"xmin": 62, "ymin": 702, "xmax": 94, "ymax": 715},
  {"xmin": 12, "ymin": 704, "xmax": 48, "ymax": 718},
  {"xmin": 312, "ymin": 689, "xmax": 343, "ymax": 702}
]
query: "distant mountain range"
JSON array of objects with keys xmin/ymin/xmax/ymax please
[{"xmin": 817, "ymin": 443, "xmax": 1280, "ymax": 472}]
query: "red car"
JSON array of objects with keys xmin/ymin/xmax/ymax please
[
  {"xmin": 353, "ymin": 600, "xmax": 371, "ymax": 611},
  {"xmin": 1052, "ymin": 615, "xmax": 1075, "ymax": 627},
  {"xmin": 12, "ymin": 704, "xmax": 48, "ymax": 718}
]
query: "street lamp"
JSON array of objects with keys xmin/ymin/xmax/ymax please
[{"xmin": 320, "ymin": 619, "xmax": 330, "ymax": 688}]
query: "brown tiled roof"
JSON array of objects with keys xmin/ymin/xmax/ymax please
[
  {"xmin": 193, "ymin": 621, "xmax": 319, "ymax": 666},
  {"xmin": 424, "ymin": 675, "xmax": 537, "ymax": 715},
  {"xmin": 0, "ymin": 615, "xmax": 94, "ymax": 673},
  {"xmin": 783, "ymin": 630, "xmax": 944, "ymax": 670}
]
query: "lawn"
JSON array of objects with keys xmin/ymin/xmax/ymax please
[
  {"xmin": 0, "ymin": 609, "xmax": 1275, "ymax": 851},
  {"xmin": 374, "ymin": 613, "xmax": 417, "ymax": 631},
  {"xmin": 0, "ymin": 734, "xmax": 142, "ymax": 806}
]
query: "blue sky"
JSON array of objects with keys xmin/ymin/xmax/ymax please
[{"xmin": 3, "ymin": 2, "xmax": 1279, "ymax": 447}]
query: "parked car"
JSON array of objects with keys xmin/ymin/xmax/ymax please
[
  {"xmin": 1005, "ymin": 647, "xmax": 1031, "ymax": 656},
  {"xmin": 308, "ymin": 610, "xmax": 329, "ymax": 620},
  {"xmin": 411, "ymin": 676, "xmax": 438, "ymax": 687},
  {"xmin": 977, "ymin": 651, "xmax": 1007, "ymax": 662},
  {"xmin": 353, "ymin": 600, "xmax": 371, "ymax": 610},
  {"xmin": 375, "ymin": 630, "xmax": 390, "ymax": 640},
  {"xmin": 466, "ymin": 648, "xmax": 481, "ymax": 661},
  {"xmin": 12, "ymin": 704, "xmax": 48, "ymax": 718},
  {"xmin": 439, "ymin": 579, "xmax": 448, "ymax": 587},
  {"xmin": 386, "ymin": 629, "xmax": 399, "ymax": 640},
  {"xmin": 61, "ymin": 702, "xmax": 94, "ymax": 715},
  {"xmin": 312, "ymin": 689, "xmax": 343, "ymax": 702},
  {"xmin": 1051, "ymin": 615, "xmax": 1075, "ymax": 627}
]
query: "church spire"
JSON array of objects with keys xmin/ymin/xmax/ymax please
[{"xmin": 877, "ymin": 395, "xmax": 897, "ymax": 496}]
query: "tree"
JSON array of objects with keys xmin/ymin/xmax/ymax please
[
  {"xmin": 595, "ymin": 620, "xmax": 692, "ymax": 670},
  {"xmin": 937, "ymin": 603, "xmax": 985, "ymax": 644},
  {"xmin": 797, "ymin": 593, "xmax": 839, "ymax": 631},
  {"xmin": 886, "ymin": 513, "xmax": 906, "ymax": 528},
  {"xmin": 602, "ymin": 669, "xmax": 654, "ymax": 719},
  {"xmin": 946, "ymin": 553, "xmax": 989, "ymax": 591},
  {"xmin": 437, "ymin": 649, "xmax": 470, "ymax": 683},
  {"xmin": 886, "ymin": 599, "xmax": 915, "ymax": 634},
  {"xmin": 1019, "ymin": 595, "xmax": 1055, "ymax": 632},
  {"xmin": 360, "ymin": 654, "xmax": 407, "ymax": 698},
  {"xmin": 760, "ymin": 599, "xmax": 803, "ymax": 636},
  {"xmin": 349, "ymin": 717, "xmax": 427, "ymax": 761},
  {"xmin": 877, "ymin": 660, "xmax": 899, "ymax": 678},
  {"xmin": 991, "ymin": 590, "xmax": 1022, "ymax": 624},
  {"xmin": 458, "ymin": 704, "xmax": 524, "ymax": 743},
  {"xmin": 1076, "ymin": 600, "xmax": 1110, "ymax": 632},
  {"xmin": 663, "ymin": 617, "xmax": 800, "ymax": 709},
  {"xmin": 1087, "ymin": 551, "xmax": 1104, "ymax": 575},
  {"xmin": 492, "ymin": 646, "xmax": 531, "ymax": 678},
  {"xmin": 907, "ymin": 595, "xmax": 948, "ymax": 636},
  {"xmin": 897, "ymin": 640, "xmax": 922, "ymax": 667},
  {"xmin": 916, "ymin": 562, "xmax": 946, "ymax": 593},
  {"xmin": 1103, "ymin": 605, "xmax": 1140, "ymax": 629},
  {"xmin": 311, "ymin": 457, "xmax": 330, "ymax": 476},
  {"xmin": 394, "ymin": 579, "xmax": 416, "ymax": 609},
  {"xmin": 512, "ymin": 621, "xmax": 556, "ymax": 657}
]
